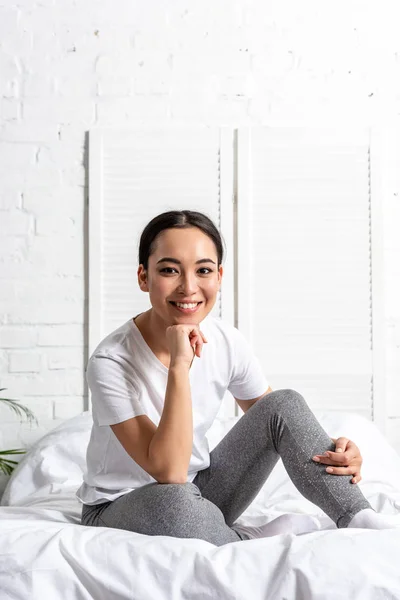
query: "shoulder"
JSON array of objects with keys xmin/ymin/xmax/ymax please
[
  {"xmin": 87, "ymin": 319, "xmax": 136, "ymax": 369},
  {"xmin": 86, "ymin": 321, "xmax": 141, "ymax": 395}
]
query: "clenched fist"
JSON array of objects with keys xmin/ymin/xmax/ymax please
[{"xmin": 166, "ymin": 324, "xmax": 208, "ymax": 369}]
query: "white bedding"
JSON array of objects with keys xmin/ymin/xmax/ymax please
[{"xmin": 1, "ymin": 410, "xmax": 400, "ymax": 600}]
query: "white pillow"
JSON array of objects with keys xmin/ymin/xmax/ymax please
[{"xmin": 1, "ymin": 411, "xmax": 92, "ymax": 508}]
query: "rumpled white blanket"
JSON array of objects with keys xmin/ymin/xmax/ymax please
[{"xmin": 1, "ymin": 410, "xmax": 400, "ymax": 600}]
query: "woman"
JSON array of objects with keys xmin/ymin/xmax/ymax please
[{"xmin": 77, "ymin": 210, "xmax": 397, "ymax": 546}]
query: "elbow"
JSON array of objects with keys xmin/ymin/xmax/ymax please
[{"xmin": 156, "ymin": 472, "xmax": 187, "ymax": 485}]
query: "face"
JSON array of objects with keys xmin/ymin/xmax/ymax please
[{"xmin": 137, "ymin": 227, "xmax": 223, "ymax": 326}]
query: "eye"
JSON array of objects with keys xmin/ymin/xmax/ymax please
[
  {"xmin": 160, "ymin": 267, "xmax": 178, "ymax": 274},
  {"xmin": 198, "ymin": 268, "xmax": 213, "ymax": 275}
]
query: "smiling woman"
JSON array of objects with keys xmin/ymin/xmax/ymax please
[{"xmin": 77, "ymin": 209, "xmax": 397, "ymax": 546}]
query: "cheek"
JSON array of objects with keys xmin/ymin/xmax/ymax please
[
  {"xmin": 150, "ymin": 278, "xmax": 172, "ymax": 298},
  {"xmin": 203, "ymin": 279, "xmax": 220, "ymax": 295}
]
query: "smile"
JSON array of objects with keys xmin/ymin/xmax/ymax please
[{"xmin": 169, "ymin": 301, "xmax": 202, "ymax": 313}]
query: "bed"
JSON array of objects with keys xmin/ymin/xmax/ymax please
[{"xmin": 1, "ymin": 410, "xmax": 400, "ymax": 600}]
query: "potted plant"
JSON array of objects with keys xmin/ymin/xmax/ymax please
[{"xmin": 0, "ymin": 388, "xmax": 38, "ymax": 475}]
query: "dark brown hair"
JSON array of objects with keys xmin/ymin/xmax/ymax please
[{"xmin": 138, "ymin": 210, "xmax": 224, "ymax": 270}]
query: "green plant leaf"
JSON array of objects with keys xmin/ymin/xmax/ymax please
[
  {"xmin": 0, "ymin": 390, "xmax": 38, "ymax": 475},
  {"xmin": 0, "ymin": 464, "xmax": 13, "ymax": 476},
  {"xmin": 0, "ymin": 449, "xmax": 26, "ymax": 475},
  {"xmin": 0, "ymin": 457, "xmax": 21, "ymax": 475},
  {"xmin": 0, "ymin": 462, "xmax": 14, "ymax": 475},
  {"xmin": 0, "ymin": 392, "xmax": 38, "ymax": 426}
]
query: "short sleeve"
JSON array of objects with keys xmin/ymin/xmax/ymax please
[
  {"xmin": 227, "ymin": 327, "xmax": 270, "ymax": 400},
  {"xmin": 87, "ymin": 354, "xmax": 146, "ymax": 426}
]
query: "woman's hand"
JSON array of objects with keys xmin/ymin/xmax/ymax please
[
  {"xmin": 166, "ymin": 324, "xmax": 208, "ymax": 369},
  {"xmin": 312, "ymin": 437, "xmax": 363, "ymax": 484}
]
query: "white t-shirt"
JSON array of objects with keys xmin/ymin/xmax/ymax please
[{"xmin": 76, "ymin": 315, "xmax": 270, "ymax": 505}]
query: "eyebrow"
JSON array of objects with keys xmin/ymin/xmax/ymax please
[{"xmin": 156, "ymin": 257, "xmax": 216, "ymax": 265}]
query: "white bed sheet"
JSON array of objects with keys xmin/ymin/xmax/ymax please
[{"xmin": 1, "ymin": 410, "xmax": 400, "ymax": 600}]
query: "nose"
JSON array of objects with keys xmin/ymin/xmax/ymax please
[{"xmin": 178, "ymin": 273, "xmax": 199, "ymax": 296}]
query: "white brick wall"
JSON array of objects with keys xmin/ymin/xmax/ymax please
[{"xmin": 1, "ymin": 1, "xmax": 400, "ymax": 490}]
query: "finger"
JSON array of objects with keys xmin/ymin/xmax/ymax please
[
  {"xmin": 190, "ymin": 329, "xmax": 207, "ymax": 352},
  {"xmin": 193, "ymin": 336, "xmax": 204, "ymax": 357},
  {"xmin": 325, "ymin": 466, "xmax": 356, "ymax": 476},
  {"xmin": 335, "ymin": 437, "xmax": 350, "ymax": 453},
  {"xmin": 189, "ymin": 334, "xmax": 198, "ymax": 352},
  {"xmin": 324, "ymin": 443, "xmax": 358, "ymax": 463},
  {"xmin": 191, "ymin": 338, "xmax": 200, "ymax": 357},
  {"xmin": 316, "ymin": 451, "xmax": 348, "ymax": 464},
  {"xmin": 346, "ymin": 440, "xmax": 362, "ymax": 461},
  {"xmin": 351, "ymin": 473, "xmax": 362, "ymax": 484},
  {"xmin": 312, "ymin": 456, "xmax": 335, "ymax": 466},
  {"xmin": 334, "ymin": 450, "xmax": 360, "ymax": 464},
  {"xmin": 312, "ymin": 456, "xmax": 348, "ymax": 466}
]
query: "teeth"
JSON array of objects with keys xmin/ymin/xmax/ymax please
[{"xmin": 175, "ymin": 302, "xmax": 199, "ymax": 309}]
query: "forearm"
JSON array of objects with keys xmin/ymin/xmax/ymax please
[{"xmin": 148, "ymin": 364, "xmax": 193, "ymax": 483}]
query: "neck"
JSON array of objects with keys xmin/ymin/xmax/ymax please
[{"xmin": 135, "ymin": 309, "xmax": 170, "ymax": 356}]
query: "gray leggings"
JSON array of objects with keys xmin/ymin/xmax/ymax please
[{"xmin": 81, "ymin": 389, "xmax": 371, "ymax": 546}]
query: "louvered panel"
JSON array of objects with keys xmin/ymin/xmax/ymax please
[
  {"xmin": 272, "ymin": 375, "xmax": 372, "ymax": 415},
  {"xmin": 238, "ymin": 127, "xmax": 373, "ymax": 415},
  {"xmin": 89, "ymin": 127, "xmax": 234, "ymax": 355}
]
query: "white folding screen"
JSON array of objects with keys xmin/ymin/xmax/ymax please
[
  {"xmin": 89, "ymin": 126, "xmax": 385, "ymax": 426},
  {"xmin": 237, "ymin": 127, "xmax": 385, "ymax": 431}
]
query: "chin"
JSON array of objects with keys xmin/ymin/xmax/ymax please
[{"xmin": 172, "ymin": 314, "xmax": 202, "ymax": 325}]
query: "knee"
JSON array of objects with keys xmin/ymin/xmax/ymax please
[
  {"xmin": 157, "ymin": 482, "xmax": 199, "ymax": 496},
  {"xmin": 258, "ymin": 388, "xmax": 307, "ymax": 412}
]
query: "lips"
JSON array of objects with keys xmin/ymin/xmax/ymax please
[
  {"xmin": 169, "ymin": 301, "xmax": 202, "ymax": 306},
  {"xmin": 169, "ymin": 301, "xmax": 202, "ymax": 313}
]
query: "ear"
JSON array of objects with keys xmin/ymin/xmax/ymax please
[
  {"xmin": 137, "ymin": 265, "xmax": 149, "ymax": 292},
  {"xmin": 217, "ymin": 265, "xmax": 223, "ymax": 287}
]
